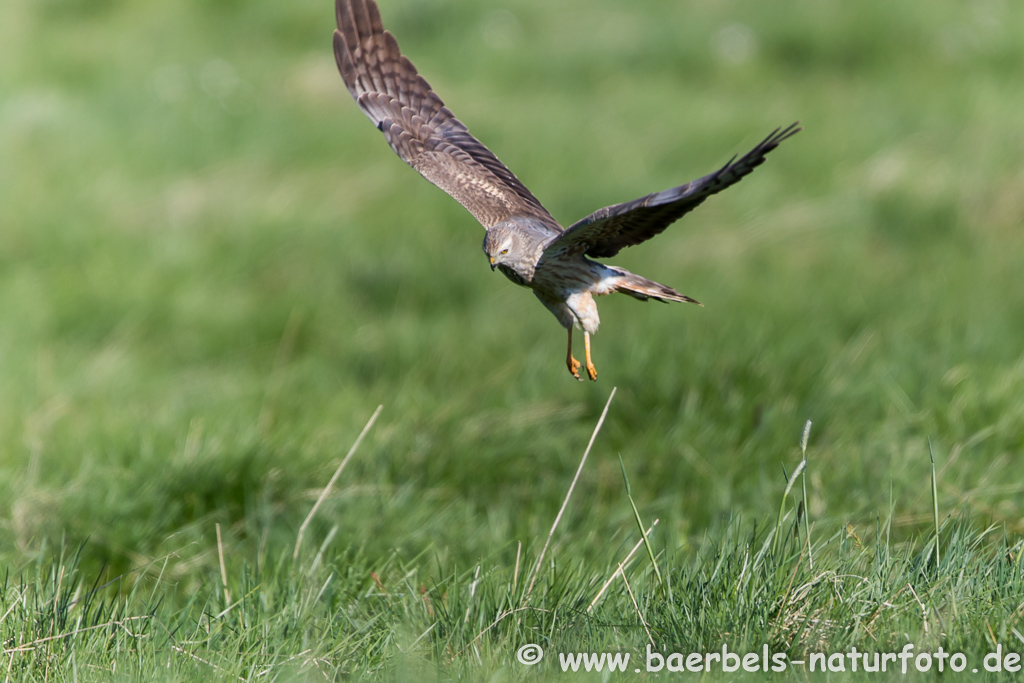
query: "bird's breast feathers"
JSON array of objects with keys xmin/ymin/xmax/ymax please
[
  {"xmin": 532, "ymin": 256, "xmax": 611, "ymax": 297},
  {"xmin": 496, "ymin": 263, "xmax": 531, "ymax": 287}
]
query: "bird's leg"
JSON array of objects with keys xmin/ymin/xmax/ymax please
[
  {"xmin": 566, "ymin": 328, "xmax": 582, "ymax": 380},
  {"xmin": 584, "ymin": 331, "xmax": 598, "ymax": 381}
]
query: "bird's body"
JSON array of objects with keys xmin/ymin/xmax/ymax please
[
  {"xmin": 333, "ymin": 0, "xmax": 799, "ymax": 380},
  {"xmin": 483, "ymin": 217, "xmax": 692, "ymax": 333}
]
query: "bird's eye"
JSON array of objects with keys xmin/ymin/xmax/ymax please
[{"xmin": 500, "ymin": 249, "xmax": 509, "ymax": 255}]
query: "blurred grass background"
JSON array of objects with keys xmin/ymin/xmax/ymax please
[{"xmin": 2, "ymin": 0, "xmax": 1024, "ymax": 678}]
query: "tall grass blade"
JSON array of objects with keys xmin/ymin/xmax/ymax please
[
  {"xmin": 800, "ymin": 420, "xmax": 813, "ymax": 569},
  {"xmin": 929, "ymin": 438, "xmax": 940, "ymax": 568},
  {"xmin": 294, "ymin": 405, "xmax": 383, "ymax": 560},
  {"xmin": 618, "ymin": 455, "xmax": 663, "ymax": 586},
  {"xmin": 773, "ymin": 456, "xmax": 806, "ymax": 556},
  {"xmin": 524, "ymin": 387, "xmax": 617, "ymax": 599}
]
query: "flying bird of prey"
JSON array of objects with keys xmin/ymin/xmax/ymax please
[{"xmin": 333, "ymin": 0, "xmax": 799, "ymax": 380}]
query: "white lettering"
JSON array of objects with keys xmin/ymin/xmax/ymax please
[
  {"xmin": 985, "ymin": 644, "xmax": 1002, "ymax": 672},
  {"xmin": 645, "ymin": 644, "xmax": 664, "ymax": 672}
]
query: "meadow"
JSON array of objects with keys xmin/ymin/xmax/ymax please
[{"xmin": 1, "ymin": 0, "xmax": 1023, "ymax": 679}]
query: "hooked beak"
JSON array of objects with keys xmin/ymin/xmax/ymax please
[{"xmin": 489, "ymin": 256, "xmax": 496, "ymax": 271}]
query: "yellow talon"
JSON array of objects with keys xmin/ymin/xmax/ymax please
[
  {"xmin": 584, "ymin": 331, "xmax": 598, "ymax": 381},
  {"xmin": 566, "ymin": 328, "xmax": 582, "ymax": 379}
]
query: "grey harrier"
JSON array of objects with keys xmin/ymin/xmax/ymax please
[{"xmin": 334, "ymin": 0, "xmax": 799, "ymax": 380}]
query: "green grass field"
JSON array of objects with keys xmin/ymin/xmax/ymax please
[{"xmin": 2, "ymin": 0, "xmax": 1024, "ymax": 679}]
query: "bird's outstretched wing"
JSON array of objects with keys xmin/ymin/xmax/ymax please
[
  {"xmin": 543, "ymin": 123, "xmax": 801, "ymax": 259},
  {"xmin": 334, "ymin": 0, "xmax": 559, "ymax": 231}
]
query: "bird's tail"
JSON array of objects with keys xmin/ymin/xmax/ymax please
[{"xmin": 608, "ymin": 267, "xmax": 701, "ymax": 306}]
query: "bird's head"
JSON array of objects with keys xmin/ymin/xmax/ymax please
[{"xmin": 482, "ymin": 224, "xmax": 520, "ymax": 271}]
